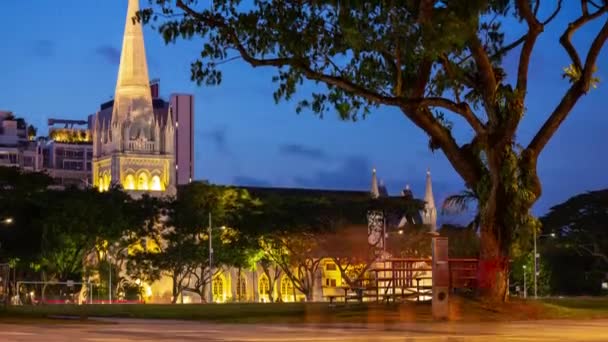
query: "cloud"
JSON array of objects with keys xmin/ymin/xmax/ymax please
[
  {"xmin": 32, "ymin": 40, "xmax": 55, "ymax": 58},
  {"xmin": 294, "ymin": 155, "xmax": 372, "ymax": 190},
  {"xmin": 279, "ymin": 143, "xmax": 329, "ymax": 161},
  {"xmin": 233, "ymin": 176, "xmax": 272, "ymax": 187},
  {"xmin": 203, "ymin": 126, "xmax": 230, "ymax": 153},
  {"xmin": 95, "ymin": 45, "xmax": 121, "ymax": 66}
]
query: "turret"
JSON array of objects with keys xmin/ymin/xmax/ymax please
[{"xmin": 164, "ymin": 106, "xmax": 175, "ymax": 154}]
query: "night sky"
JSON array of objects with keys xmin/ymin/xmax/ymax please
[{"xmin": 1, "ymin": 1, "xmax": 607, "ymax": 223}]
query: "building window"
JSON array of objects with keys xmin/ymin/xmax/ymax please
[
  {"xmin": 325, "ymin": 278, "xmax": 337, "ymax": 287},
  {"xmin": 258, "ymin": 275, "xmax": 270, "ymax": 297},
  {"xmin": 326, "ymin": 263, "xmax": 337, "ymax": 271},
  {"xmin": 236, "ymin": 275, "xmax": 247, "ymax": 301},
  {"xmin": 280, "ymin": 276, "xmax": 294, "ymax": 301},
  {"xmin": 212, "ymin": 276, "xmax": 224, "ymax": 303}
]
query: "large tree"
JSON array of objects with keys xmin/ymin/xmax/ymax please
[
  {"xmin": 540, "ymin": 189, "xmax": 608, "ymax": 294},
  {"xmin": 140, "ymin": 0, "xmax": 608, "ymax": 300}
]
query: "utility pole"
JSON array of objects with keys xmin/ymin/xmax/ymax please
[
  {"xmin": 208, "ymin": 212, "xmax": 213, "ymax": 303},
  {"xmin": 108, "ymin": 255, "xmax": 112, "ymax": 304},
  {"xmin": 533, "ymin": 228, "xmax": 538, "ymax": 299},
  {"xmin": 523, "ymin": 265, "xmax": 527, "ymax": 299}
]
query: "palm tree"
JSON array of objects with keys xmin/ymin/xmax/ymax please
[{"xmin": 442, "ymin": 190, "xmax": 480, "ymax": 232}]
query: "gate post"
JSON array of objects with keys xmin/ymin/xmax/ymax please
[{"xmin": 431, "ymin": 236, "xmax": 449, "ymax": 320}]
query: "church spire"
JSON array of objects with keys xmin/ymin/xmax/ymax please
[
  {"xmin": 422, "ymin": 168, "xmax": 437, "ymax": 232},
  {"xmin": 424, "ymin": 169, "xmax": 435, "ymax": 209},
  {"xmin": 112, "ymin": 0, "xmax": 154, "ymax": 141},
  {"xmin": 370, "ymin": 168, "xmax": 379, "ymax": 199}
]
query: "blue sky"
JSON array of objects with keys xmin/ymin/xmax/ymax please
[{"xmin": 1, "ymin": 1, "xmax": 607, "ymax": 223}]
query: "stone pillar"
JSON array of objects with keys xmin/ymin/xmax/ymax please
[{"xmin": 432, "ymin": 236, "xmax": 449, "ymax": 320}]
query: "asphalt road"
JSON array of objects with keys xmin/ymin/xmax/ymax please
[{"xmin": 0, "ymin": 319, "xmax": 607, "ymax": 341}]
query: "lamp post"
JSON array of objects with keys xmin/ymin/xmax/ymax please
[
  {"xmin": 2, "ymin": 217, "xmax": 13, "ymax": 225},
  {"xmin": 208, "ymin": 212, "xmax": 213, "ymax": 303},
  {"xmin": 206, "ymin": 213, "xmax": 226, "ymax": 304},
  {"xmin": 108, "ymin": 254, "xmax": 112, "ymax": 304},
  {"xmin": 523, "ymin": 265, "xmax": 527, "ymax": 299},
  {"xmin": 533, "ymin": 231, "xmax": 555, "ymax": 299}
]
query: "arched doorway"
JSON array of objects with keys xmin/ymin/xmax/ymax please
[
  {"xmin": 137, "ymin": 172, "xmax": 149, "ymax": 190},
  {"xmin": 124, "ymin": 174, "xmax": 135, "ymax": 190},
  {"xmin": 150, "ymin": 175, "xmax": 162, "ymax": 191}
]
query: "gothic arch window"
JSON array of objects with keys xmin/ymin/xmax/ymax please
[
  {"xmin": 124, "ymin": 174, "xmax": 135, "ymax": 190},
  {"xmin": 280, "ymin": 276, "xmax": 294, "ymax": 302},
  {"xmin": 212, "ymin": 276, "xmax": 225, "ymax": 303},
  {"xmin": 137, "ymin": 172, "xmax": 149, "ymax": 191},
  {"xmin": 259, "ymin": 275, "xmax": 270, "ymax": 296},
  {"xmin": 236, "ymin": 275, "xmax": 247, "ymax": 301},
  {"xmin": 150, "ymin": 174, "xmax": 162, "ymax": 191},
  {"xmin": 102, "ymin": 173, "xmax": 111, "ymax": 192}
]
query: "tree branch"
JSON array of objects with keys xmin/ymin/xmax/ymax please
[
  {"xmin": 174, "ymin": 0, "xmax": 483, "ymax": 187},
  {"xmin": 515, "ymin": 0, "xmax": 543, "ymax": 95},
  {"xmin": 527, "ymin": 19, "xmax": 608, "ymax": 156},
  {"xmin": 559, "ymin": 5, "xmax": 608, "ymax": 72},
  {"xmin": 421, "ymin": 97, "xmax": 486, "ymax": 134},
  {"xmin": 468, "ymin": 35, "xmax": 498, "ymax": 121}
]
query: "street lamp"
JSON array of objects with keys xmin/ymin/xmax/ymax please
[
  {"xmin": 2, "ymin": 217, "xmax": 13, "ymax": 225},
  {"xmin": 207, "ymin": 212, "xmax": 226, "ymax": 303},
  {"xmin": 533, "ymin": 231, "xmax": 556, "ymax": 299},
  {"xmin": 523, "ymin": 265, "xmax": 527, "ymax": 299}
]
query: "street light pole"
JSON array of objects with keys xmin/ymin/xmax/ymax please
[
  {"xmin": 208, "ymin": 212, "xmax": 213, "ymax": 303},
  {"xmin": 108, "ymin": 254, "xmax": 112, "ymax": 304},
  {"xmin": 533, "ymin": 228, "xmax": 537, "ymax": 299},
  {"xmin": 523, "ymin": 265, "xmax": 527, "ymax": 299}
]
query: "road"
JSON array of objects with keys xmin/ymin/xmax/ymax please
[{"xmin": 0, "ymin": 319, "xmax": 607, "ymax": 341}]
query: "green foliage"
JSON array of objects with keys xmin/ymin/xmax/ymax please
[
  {"xmin": 541, "ymin": 189, "xmax": 608, "ymax": 295},
  {"xmin": 439, "ymin": 224, "xmax": 480, "ymax": 258},
  {"xmin": 563, "ymin": 64, "xmax": 600, "ymax": 89},
  {"xmin": 140, "ymin": 0, "xmax": 510, "ymax": 120},
  {"xmin": 510, "ymin": 251, "xmax": 552, "ymax": 297}
]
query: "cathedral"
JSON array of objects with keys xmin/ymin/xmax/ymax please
[
  {"xmin": 87, "ymin": 0, "xmax": 440, "ymax": 304},
  {"xmin": 92, "ymin": 0, "xmax": 176, "ymax": 196}
]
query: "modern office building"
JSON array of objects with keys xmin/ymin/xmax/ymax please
[
  {"xmin": 0, "ymin": 111, "xmax": 40, "ymax": 170},
  {"xmin": 42, "ymin": 118, "xmax": 94, "ymax": 187},
  {"xmin": 170, "ymin": 94, "xmax": 194, "ymax": 185}
]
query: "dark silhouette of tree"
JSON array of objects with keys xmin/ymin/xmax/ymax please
[{"xmin": 541, "ymin": 189, "xmax": 608, "ymax": 295}]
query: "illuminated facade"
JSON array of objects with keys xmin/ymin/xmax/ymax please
[
  {"xmin": 92, "ymin": 0, "xmax": 176, "ymax": 196},
  {"xmin": 143, "ymin": 171, "xmax": 437, "ymax": 304}
]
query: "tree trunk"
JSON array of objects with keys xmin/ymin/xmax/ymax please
[{"xmin": 477, "ymin": 177, "xmax": 513, "ymax": 302}]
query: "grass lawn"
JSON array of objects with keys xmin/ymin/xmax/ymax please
[{"xmin": 1, "ymin": 297, "xmax": 607, "ymax": 324}]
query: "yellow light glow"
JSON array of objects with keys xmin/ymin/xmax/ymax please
[
  {"xmin": 50, "ymin": 128, "xmax": 92, "ymax": 143},
  {"xmin": 137, "ymin": 173, "xmax": 149, "ymax": 191},
  {"xmin": 124, "ymin": 174, "xmax": 135, "ymax": 190},
  {"xmin": 150, "ymin": 175, "xmax": 162, "ymax": 191}
]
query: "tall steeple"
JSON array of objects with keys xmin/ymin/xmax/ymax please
[
  {"xmin": 422, "ymin": 168, "xmax": 437, "ymax": 232},
  {"xmin": 370, "ymin": 168, "xmax": 380, "ymax": 199},
  {"xmin": 424, "ymin": 169, "xmax": 435, "ymax": 209},
  {"xmin": 112, "ymin": 0, "xmax": 154, "ymax": 141}
]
